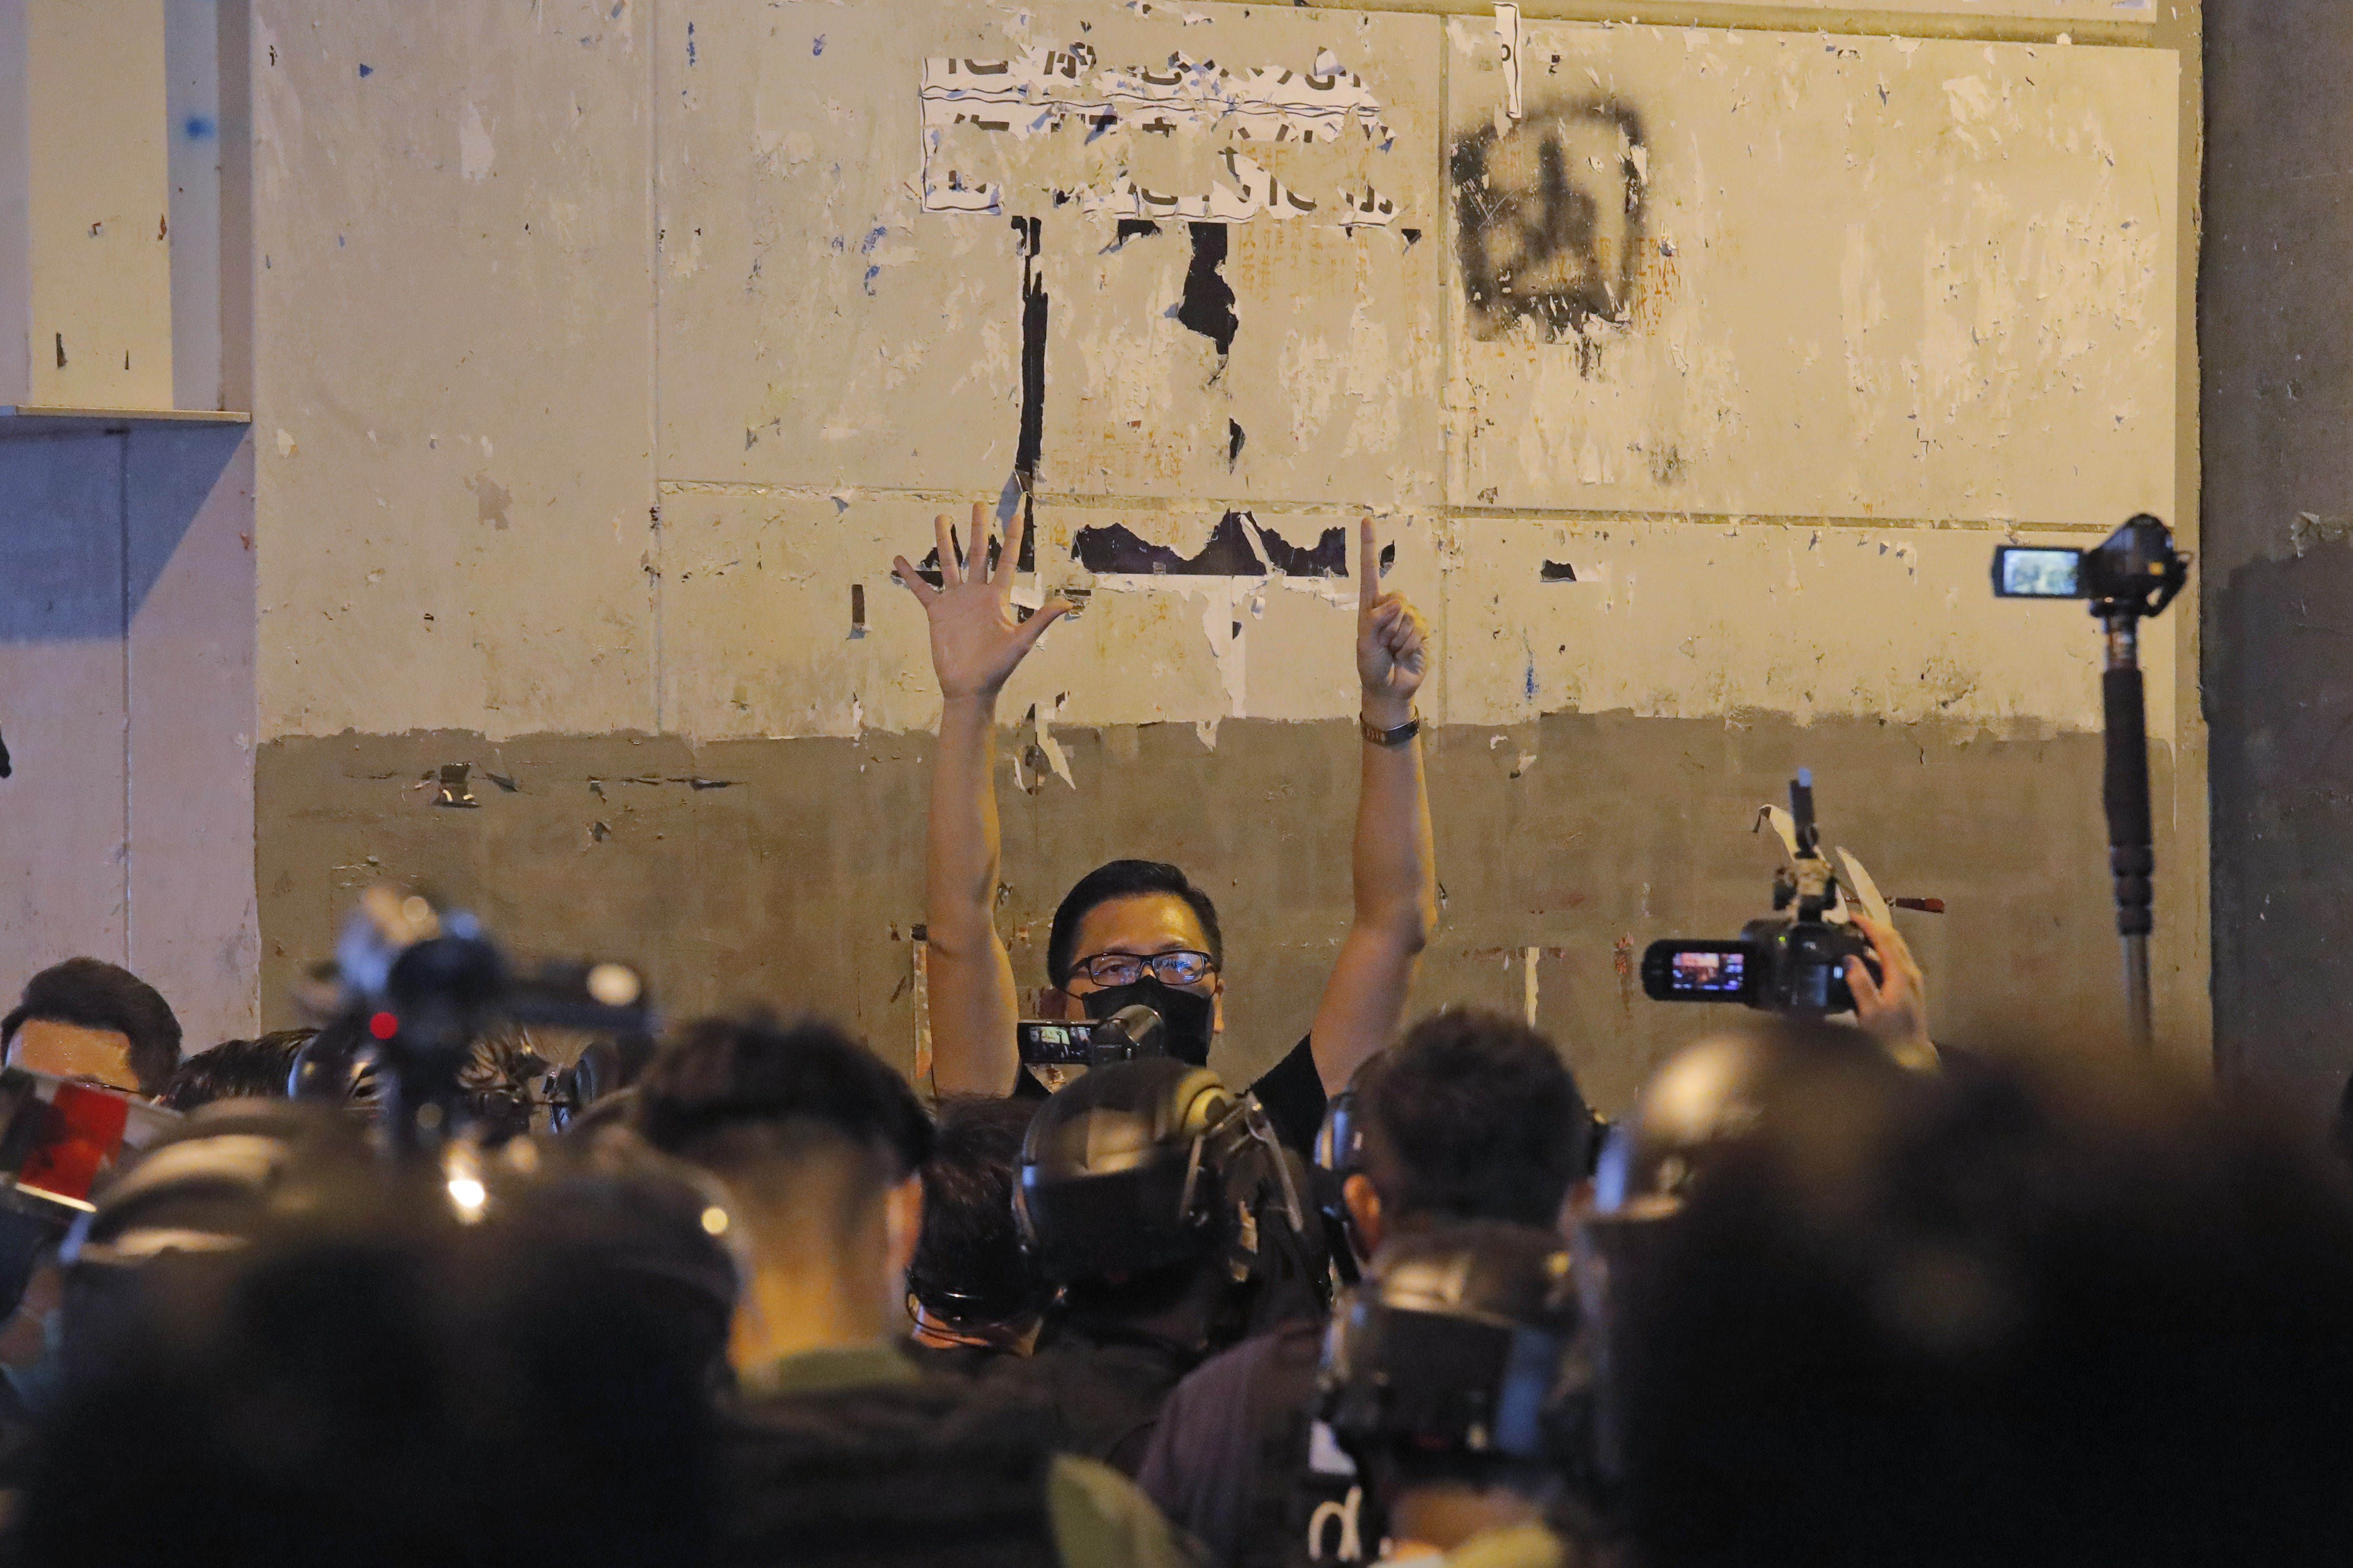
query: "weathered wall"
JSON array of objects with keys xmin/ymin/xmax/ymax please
[
  {"xmin": 240, "ymin": 0, "xmax": 2203, "ymax": 1101},
  {"xmin": 0, "ymin": 424, "xmax": 258, "ymax": 1048},
  {"xmin": 2202, "ymin": 1, "xmax": 2353, "ymax": 1121},
  {"xmin": 257, "ymin": 714, "xmax": 2156, "ymax": 1107},
  {"xmin": 1, "ymin": 0, "xmax": 256, "ymax": 1048}
]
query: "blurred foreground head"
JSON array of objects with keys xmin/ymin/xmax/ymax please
[
  {"xmin": 634, "ymin": 1011, "xmax": 933, "ymax": 1366},
  {"xmin": 18, "ymin": 1107, "xmax": 720, "ymax": 1568},
  {"xmin": 1598, "ymin": 1023, "xmax": 2353, "ymax": 1568}
]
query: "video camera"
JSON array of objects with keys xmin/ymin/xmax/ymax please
[
  {"xmin": 1015, "ymin": 1005, "xmax": 1165, "ymax": 1093},
  {"xmin": 1992, "ymin": 514, "xmax": 2189, "ymax": 615},
  {"xmin": 308, "ymin": 888, "xmax": 657, "ymax": 1147},
  {"xmin": 1641, "ymin": 771, "xmax": 1880, "ymax": 1016}
]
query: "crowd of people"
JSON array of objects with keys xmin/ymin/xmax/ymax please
[{"xmin": 2, "ymin": 510, "xmax": 2350, "ymax": 1565}]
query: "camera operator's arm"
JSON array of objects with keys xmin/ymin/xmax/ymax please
[
  {"xmin": 1847, "ymin": 913, "xmax": 1937, "ymax": 1070},
  {"xmin": 894, "ymin": 504, "xmax": 1070, "ymax": 1096},
  {"xmin": 1308, "ymin": 519, "xmax": 1439, "ymax": 1096}
]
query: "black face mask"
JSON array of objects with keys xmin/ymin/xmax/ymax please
[{"xmin": 1081, "ymin": 977, "xmax": 1217, "ymax": 1067}]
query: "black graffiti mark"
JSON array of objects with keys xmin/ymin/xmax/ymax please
[
  {"xmin": 1176, "ymin": 222, "xmax": 1238, "ymax": 356},
  {"xmin": 1228, "ymin": 419, "xmax": 1245, "ymax": 469},
  {"xmin": 1259, "ymin": 522, "xmax": 1348, "ymax": 576},
  {"xmin": 1073, "ymin": 510, "xmax": 1262, "ymax": 575},
  {"xmin": 1070, "ymin": 512, "xmax": 1353, "ymax": 578},
  {"xmin": 1013, "ymin": 215, "xmax": 1048, "ymax": 478},
  {"xmin": 1451, "ymin": 101, "xmax": 1647, "ymax": 345},
  {"xmin": 1540, "ymin": 560, "xmax": 1579, "ymax": 582},
  {"xmin": 1112, "ymin": 218, "xmax": 1162, "ymax": 248},
  {"xmin": 0, "ymin": 725, "xmax": 10, "ymax": 778}
]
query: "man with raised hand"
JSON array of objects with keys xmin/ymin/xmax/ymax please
[{"xmin": 893, "ymin": 505, "xmax": 1437, "ymax": 1155}]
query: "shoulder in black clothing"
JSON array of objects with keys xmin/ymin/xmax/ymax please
[
  {"xmin": 1136, "ymin": 1318, "xmax": 1367, "ymax": 1568},
  {"xmin": 721, "ymin": 1374, "xmax": 1064, "ymax": 1568},
  {"xmin": 909, "ymin": 1338, "xmax": 1027, "ymax": 1380},
  {"xmin": 1248, "ymin": 1037, "xmax": 1328, "ymax": 1158},
  {"xmin": 985, "ymin": 1321, "xmax": 1203, "ymax": 1477}
]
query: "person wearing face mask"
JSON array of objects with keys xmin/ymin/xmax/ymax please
[{"xmin": 893, "ymin": 506, "xmax": 1438, "ymax": 1157}]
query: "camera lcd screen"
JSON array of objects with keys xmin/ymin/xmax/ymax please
[
  {"xmin": 1994, "ymin": 547, "xmax": 2083, "ymax": 598},
  {"xmin": 1017, "ymin": 1022, "xmax": 1094, "ymax": 1065},
  {"xmin": 1669, "ymin": 951, "xmax": 1746, "ymax": 994}
]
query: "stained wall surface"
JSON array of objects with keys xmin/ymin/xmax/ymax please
[
  {"xmin": 240, "ymin": 0, "xmax": 2201, "ymax": 1097},
  {"xmin": 2202, "ymin": 0, "xmax": 2353, "ymax": 1122},
  {"xmin": 0, "ymin": 425, "xmax": 258, "ymax": 1051}
]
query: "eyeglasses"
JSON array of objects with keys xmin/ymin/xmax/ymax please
[{"xmin": 1068, "ymin": 950, "xmax": 1217, "ymax": 988}]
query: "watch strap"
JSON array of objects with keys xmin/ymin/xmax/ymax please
[{"xmin": 1360, "ymin": 709, "xmax": 1421, "ymax": 747}]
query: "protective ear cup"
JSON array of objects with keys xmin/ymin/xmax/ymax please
[
  {"xmin": 1314, "ymin": 1087, "xmax": 1362, "ymax": 1177},
  {"xmin": 1171, "ymin": 1069, "xmax": 1234, "ymax": 1144}
]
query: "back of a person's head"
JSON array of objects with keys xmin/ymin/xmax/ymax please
[
  {"xmin": 159, "ymin": 1029, "xmax": 316, "ymax": 1112},
  {"xmin": 4, "ymin": 957, "xmax": 183, "ymax": 1094},
  {"xmin": 21, "ymin": 1166, "xmax": 715, "ymax": 1568},
  {"xmin": 1359, "ymin": 1008, "xmax": 1589, "ymax": 1229},
  {"xmin": 911, "ymin": 1095, "xmax": 1041, "ymax": 1328},
  {"xmin": 633, "ymin": 1011, "xmax": 932, "ymax": 1221},
  {"xmin": 1614, "ymin": 1045, "xmax": 2353, "ymax": 1568}
]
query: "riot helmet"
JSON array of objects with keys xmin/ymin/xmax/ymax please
[
  {"xmin": 1320, "ymin": 1220, "xmax": 1587, "ymax": 1470},
  {"xmin": 1013, "ymin": 1057, "xmax": 1303, "ymax": 1287}
]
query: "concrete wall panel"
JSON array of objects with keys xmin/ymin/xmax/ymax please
[
  {"xmin": 1445, "ymin": 22, "xmax": 2176, "ymax": 524},
  {"xmin": 0, "ymin": 435, "xmax": 127, "ymax": 978},
  {"xmin": 225, "ymin": 0, "xmax": 2201, "ymax": 1077},
  {"xmin": 127, "ymin": 427, "xmax": 258, "ymax": 1049},
  {"xmin": 657, "ymin": 2, "xmax": 1444, "ymax": 504},
  {"xmin": 1441, "ymin": 517, "xmax": 2174, "ymax": 736},
  {"xmin": 2202, "ymin": 0, "xmax": 2353, "ymax": 1117},
  {"xmin": 251, "ymin": 0, "xmax": 656, "ymax": 739},
  {"xmin": 256, "ymin": 711, "xmax": 2173, "ymax": 1106}
]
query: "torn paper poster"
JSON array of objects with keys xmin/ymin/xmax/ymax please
[
  {"xmin": 1496, "ymin": 4, "xmax": 1523, "ymax": 121},
  {"xmin": 920, "ymin": 48, "xmax": 1400, "ymax": 222}
]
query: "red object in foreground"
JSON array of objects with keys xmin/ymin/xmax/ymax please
[{"xmin": 19, "ymin": 1083, "xmax": 132, "ymax": 1203}]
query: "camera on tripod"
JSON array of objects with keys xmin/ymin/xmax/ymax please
[
  {"xmin": 1991, "ymin": 514, "xmax": 2189, "ymax": 613},
  {"xmin": 1641, "ymin": 771, "xmax": 1881, "ymax": 1016}
]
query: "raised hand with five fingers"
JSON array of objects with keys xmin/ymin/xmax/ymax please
[{"xmin": 893, "ymin": 501, "xmax": 1069, "ymax": 701}]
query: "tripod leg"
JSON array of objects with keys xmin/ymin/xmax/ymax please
[{"xmin": 2103, "ymin": 619, "xmax": 2156, "ymax": 1051}]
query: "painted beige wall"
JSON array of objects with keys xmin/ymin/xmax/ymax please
[
  {"xmin": 0, "ymin": 0, "xmax": 176, "ymax": 409},
  {"xmin": 240, "ymin": 0, "xmax": 2204, "ymax": 1069}
]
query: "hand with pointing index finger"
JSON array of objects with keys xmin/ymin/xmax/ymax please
[
  {"xmin": 893, "ymin": 501, "xmax": 1069, "ymax": 702},
  {"xmin": 1356, "ymin": 517, "xmax": 1430, "ymax": 727}
]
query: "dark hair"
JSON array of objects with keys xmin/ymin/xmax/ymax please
[
  {"xmin": 633, "ymin": 1010, "xmax": 933, "ymax": 1180},
  {"xmin": 159, "ymin": 1030, "xmax": 317, "ymax": 1112},
  {"xmin": 909, "ymin": 1096, "xmax": 1042, "ymax": 1327},
  {"xmin": 22, "ymin": 1178, "xmax": 716, "ymax": 1568},
  {"xmin": 1358, "ymin": 1008, "xmax": 1590, "ymax": 1229},
  {"xmin": 1616, "ymin": 1049, "xmax": 2353, "ymax": 1568},
  {"xmin": 1045, "ymin": 860, "xmax": 1224, "ymax": 988},
  {"xmin": 3, "ymin": 958, "xmax": 183, "ymax": 1095}
]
